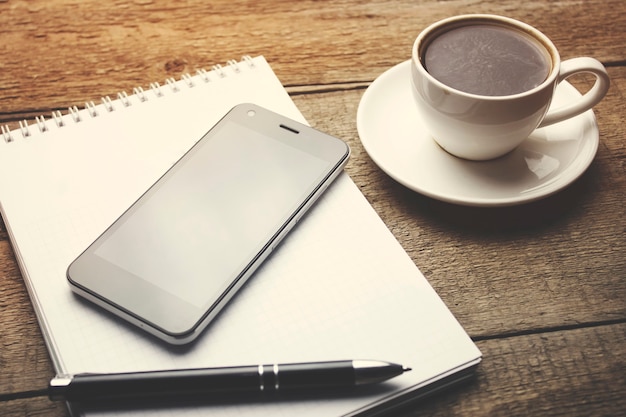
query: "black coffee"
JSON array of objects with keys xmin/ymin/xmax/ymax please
[{"xmin": 423, "ymin": 24, "xmax": 551, "ymax": 96}]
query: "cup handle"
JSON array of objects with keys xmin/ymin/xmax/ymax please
[{"xmin": 538, "ymin": 57, "xmax": 610, "ymax": 128}]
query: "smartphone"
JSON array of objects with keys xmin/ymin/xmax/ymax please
[{"xmin": 67, "ymin": 103, "xmax": 350, "ymax": 345}]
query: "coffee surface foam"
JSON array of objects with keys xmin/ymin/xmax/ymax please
[{"xmin": 424, "ymin": 24, "xmax": 551, "ymax": 96}]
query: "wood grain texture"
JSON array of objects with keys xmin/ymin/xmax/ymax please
[
  {"xmin": 1, "ymin": 0, "xmax": 625, "ymax": 124},
  {"xmin": 0, "ymin": 397, "xmax": 66, "ymax": 417},
  {"xmin": 408, "ymin": 323, "xmax": 626, "ymax": 417},
  {"xmin": 0, "ymin": 0, "xmax": 624, "ymax": 415},
  {"xmin": 2, "ymin": 324, "xmax": 624, "ymax": 417}
]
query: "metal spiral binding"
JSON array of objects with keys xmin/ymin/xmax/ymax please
[
  {"xmin": 51, "ymin": 110, "xmax": 64, "ymax": 127},
  {"xmin": 117, "ymin": 91, "xmax": 131, "ymax": 107},
  {"xmin": 101, "ymin": 96, "xmax": 115, "ymax": 112},
  {"xmin": 165, "ymin": 77, "xmax": 179, "ymax": 92},
  {"xmin": 19, "ymin": 120, "xmax": 31, "ymax": 137},
  {"xmin": 132, "ymin": 87, "xmax": 148, "ymax": 102},
  {"xmin": 1, "ymin": 56, "xmax": 255, "ymax": 143},
  {"xmin": 181, "ymin": 73, "xmax": 194, "ymax": 88},
  {"xmin": 85, "ymin": 101, "xmax": 98, "ymax": 117},
  {"xmin": 1, "ymin": 125, "xmax": 12, "ymax": 142},
  {"xmin": 196, "ymin": 68, "xmax": 210, "ymax": 82},
  {"xmin": 35, "ymin": 116, "xmax": 48, "ymax": 132},
  {"xmin": 149, "ymin": 82, "xmax": 164, "ymax": 98},
  {"xmin": 212, "ymin": 64, "xmax": 227, "ymax": 78},
  {"xmin": 68, "ymin": 106, "xmax": 81, "ymax": 123}
]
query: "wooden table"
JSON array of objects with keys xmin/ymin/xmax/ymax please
[{"xmin": 1, "ymin": 1, "xmax": 624, "ymax": 416}]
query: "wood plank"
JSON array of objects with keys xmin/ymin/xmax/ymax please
[
  {"xmin": 2, "ymin": 323, "xmax": 624, "ymax": 417},
  {"xmin": 1, "ymin": 0, "xmax": 625, "ymax": 126},
  {"xmin": 0, "ymin": 397, "xmax": 66, "ymax": 417},
  {"xmin": 405, "ymin": 323, "xmax": 626, "ymax": 417}
]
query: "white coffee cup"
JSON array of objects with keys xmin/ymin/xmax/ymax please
[{"xmin": 411, "ymin": 14, "xmax": 610, "ymax": 160}]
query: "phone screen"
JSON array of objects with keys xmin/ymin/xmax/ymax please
[{"xmin": 93, "ymin": 121, "xmax": 329, "ymax": 309}]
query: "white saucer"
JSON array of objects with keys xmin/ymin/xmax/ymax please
[{"xmin": 356, "ymin": 60, "xmax": 599, "ymax": 207}]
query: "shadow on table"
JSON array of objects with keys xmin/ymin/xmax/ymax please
[{"xmin": 391, "ymin": 161, "xmax": 599, "ymax": 235}]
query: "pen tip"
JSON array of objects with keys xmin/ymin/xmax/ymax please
[{"xmin": 403, "ymin": 367, "xmax": 412, "ymax": 372}]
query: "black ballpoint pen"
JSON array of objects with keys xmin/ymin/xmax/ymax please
[{"xmin": 48, "ymin": 360, "xmax": 411, "ymax": 402}]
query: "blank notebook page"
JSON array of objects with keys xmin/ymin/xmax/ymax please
[{"xmin": 0, "ymin": 56, "xmax": 480, "ymax": 416}]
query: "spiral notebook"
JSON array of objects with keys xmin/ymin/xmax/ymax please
[{"xmin": 0, "ymin": 55, "xmax": 481, "ymax": 416}]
